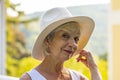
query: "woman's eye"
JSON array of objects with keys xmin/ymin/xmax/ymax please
[
  {"xmin": 74, "ymin": 37, "xmax": 79, "ymax": 43},
  {"xmin": 62, "ymin": 34, "xmax": 70, "ymax": 39}
]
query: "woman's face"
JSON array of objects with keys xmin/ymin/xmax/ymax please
[{"xmin": 47, "ymin": 22, "xmax": 80, "ymax": 61}]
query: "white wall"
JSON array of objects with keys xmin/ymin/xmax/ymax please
[{"xmin": 0, "ymin": 0, "xmax": 6, "ymax": 75}]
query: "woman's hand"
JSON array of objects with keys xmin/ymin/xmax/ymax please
[
  {"xmin": 76, "ymin": 50, "xmax": 102, "ymax": 80},
  {"xmin": 76, "ymin": 50, "xmax": 97, "ymax": 69}
]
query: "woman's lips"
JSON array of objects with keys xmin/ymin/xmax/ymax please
[{"xmin": 64, "ymin": 50, "xmax": 73, "ymax": 54}]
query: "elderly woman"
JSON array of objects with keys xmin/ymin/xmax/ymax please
[{"xmin": 20, "ymin": 7, "xmax": 102, "ymax": 80}]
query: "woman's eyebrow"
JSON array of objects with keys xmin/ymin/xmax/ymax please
[{"xmin": 58, "ymin": 29, "xmax": 69, "ymax": 33}]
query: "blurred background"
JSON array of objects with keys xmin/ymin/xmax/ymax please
[{"xmin": 0, "ymin": 0, "xmax": 120, "ymax": 80}]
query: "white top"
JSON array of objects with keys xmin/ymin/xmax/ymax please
[{"xmin": 27, "ymin": 69, "xmax": 80, "ymax": 80}]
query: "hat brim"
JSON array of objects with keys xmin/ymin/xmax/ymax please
[{"xmin": 32, "ymin": 16, "xmax": 95, "ymax": 60}]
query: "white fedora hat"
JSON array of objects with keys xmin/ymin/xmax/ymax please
[{"xmin": 32, "ymin": 7, "xmax": 95, "ymax": 60}]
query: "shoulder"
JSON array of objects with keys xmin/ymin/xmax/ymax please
[{"xmin": 19, "ymin": 73, "xmax": 31, "ymax": 80}]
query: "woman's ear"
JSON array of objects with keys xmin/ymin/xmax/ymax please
[
  {"xmin": 44, "ymin": 38, "xmax": 51, "ymax": 46},
  {"xmin": 44, "ymin": 38, "xmax": 51, "ymax": 53}
]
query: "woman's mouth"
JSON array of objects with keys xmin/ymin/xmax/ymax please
[{"xmin": 64, "ymin": 50, "xmax": 73, "ymax": 55}]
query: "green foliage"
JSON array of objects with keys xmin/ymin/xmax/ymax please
[
  {"xmin": 7, "ymin": 54, "xmax": 40, "ymax": 77},
  {"xmin": 98, "ymin": 58, "xmax": 108, "ymax": 80},
  {"xmin": 16, "ymin": 57, "xmax": 40, "ymax": 77},
  {"xmin": 6, "ymin": 19, "xmax": 31, "ymax": 77},
  {"xmin": 5, "ymin": 0, "xmax": 10, "ymax": 7},
  {"xmin": 6, "ymin": 53, "xmax": 19, "ymax": 76},
  {"xmin": 99, "ymin": 53, "xmax": 108, "ymax": 60}
]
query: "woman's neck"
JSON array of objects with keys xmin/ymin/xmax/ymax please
[{"xmin": 36, "ymin": 55, "xmax": 65, "ymax": 75}]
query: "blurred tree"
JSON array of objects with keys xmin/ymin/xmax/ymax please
[
  {"xmin": 6, "ymin": 0, "xmax": 30, "ymax": 76},
  {"xmin": 6, "ymin": 0, "xmax": 40, "ymax": 76},
  {"xmin": 99, "ymin": 52, "xmax": 108, "ymax": 60}
]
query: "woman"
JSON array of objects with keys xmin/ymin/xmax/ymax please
[{"xmin": 20, "ymin": 7, "xmax": 102, "ymax": 80}]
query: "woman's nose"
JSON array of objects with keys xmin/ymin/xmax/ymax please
[{"xmin": 68, "ymin": 38, "xmax": 77, "ymax": 47}]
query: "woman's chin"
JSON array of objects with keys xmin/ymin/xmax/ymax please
[{"xmin": 62, "ymin": 54, "xmax": 73, "ymax": 61}]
